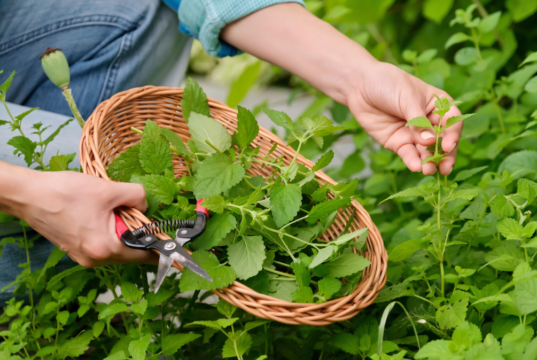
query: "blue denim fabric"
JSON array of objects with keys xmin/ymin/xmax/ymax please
[
  {"xmin": 0, "ymin": 0, "xmax": 190, "ymax": 120},
  {"xmin": 0, "ymin": 0, "xmax": 190, "ymax": 304}
]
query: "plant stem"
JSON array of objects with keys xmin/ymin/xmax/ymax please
[
  {"xmin": 2, "ymin": 99, "xmax": 26, "ymax": 137},
  {"xmin": 62, "ymin": 88, "xmax": 84, "ymax": 128},
  {"xmin": 205, "ymin": 139, "xmax": 222, "ymax": 153},
  {"xmin": 493, "ymin": 96, "xmax": 506, "ymax": 134},
  {"xmin": 437, "ymin": 171, "xmax": 445, "ymax": 298},
  {"xmin": 264, "ymin": 267, "xmax": 295, "ymax": 278}
]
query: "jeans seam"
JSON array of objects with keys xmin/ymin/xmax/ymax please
[
  {"xmin": 0, "ymin": 14, "xmax": 141, "ymax": 56},
  {"xmin": 98, "ymin": 30, "xmax": 133, "ymax": 103}
]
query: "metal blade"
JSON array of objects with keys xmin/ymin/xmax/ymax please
[
  {"xmin": 170, "ymin": 245, "xmax": 213, "ymax": 282},
  {"xmin": 154, "ymin": 254, "xmax": 174, "ymax": 293}
]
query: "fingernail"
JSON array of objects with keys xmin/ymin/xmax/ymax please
[
  {"xmin": 449, "ymin": 143, "xmax": 457, "ymax": 152},
  {"xmin": 421, "ymin": 131, "xmax": 435, "ymax": 139}
]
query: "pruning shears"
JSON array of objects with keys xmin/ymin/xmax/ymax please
[{"xmin": 114, "ymin": 200, "xmax": 213, "ymax": 293}]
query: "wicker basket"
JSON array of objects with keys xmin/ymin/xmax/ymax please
[{"xmin": 79, "ymin": 86, "xmax": 388, "ymax": 326}]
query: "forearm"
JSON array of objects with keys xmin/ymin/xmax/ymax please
[
  {"xmin": 0, "ymin": 160, "xmax": 34, "ymax": 218},
  {"xmin": 220, "ymin": 3, "xmax": 377, "ymax": 106}
]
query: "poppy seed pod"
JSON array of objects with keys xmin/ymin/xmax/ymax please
[{"xmin": 40, "ymin": 48, "xmax": 70, "ymax": 89}]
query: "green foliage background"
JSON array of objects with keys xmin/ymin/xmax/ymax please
[{"xmin": 4, "ymin": 0, "xmax": 537, "ymax": 359}]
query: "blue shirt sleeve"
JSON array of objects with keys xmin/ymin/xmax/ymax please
[{"xmin": 177, "ymin": 0, "xmax": 306, "ymax": 57}]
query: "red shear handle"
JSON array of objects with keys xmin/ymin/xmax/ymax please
[
  {"xmin": 196, "ymin": 199, "xmax": 209, "ymax": 217},
  {"xmin": 115, "ymin": 214, "xmax": 129, "ymax": 241}
]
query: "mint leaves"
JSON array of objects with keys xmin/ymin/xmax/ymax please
[
  {"xmin": 194, "ymin": 153, "xmax": 245, "ymax": 198},
  {"xmin": 269, "ymin": 182, "xmax": 302, "ymax": 228},
  {"xmin": 188, "ymin": 113, "xmax": 231, "ymax": 154}
]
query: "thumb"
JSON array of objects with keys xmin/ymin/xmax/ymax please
[
  {"xmin": 108, "ymin": 182, "xmax": 148, "ymax": 212},
  {"xmin": 401, "ymin": 99, "xmax": 437, "ymax": 148}
]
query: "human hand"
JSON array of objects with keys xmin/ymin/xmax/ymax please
[
  {"xmin": 9, "ymin": 167, "xmax": 157, "ymax": 267},
  {"xmin": 346, "ymin": 62, "xmax": 462, "ymax": 176}
]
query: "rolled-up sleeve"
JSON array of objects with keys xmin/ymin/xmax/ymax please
[{"xmin": 177, "ymin": 0, "xmax": 305, "ymax": 57}]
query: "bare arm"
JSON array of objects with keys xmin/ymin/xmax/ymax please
[{"xmin": 221, "ymin": 3, "xmax": 462, "ymax": 175}]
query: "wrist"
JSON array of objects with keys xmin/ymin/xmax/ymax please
[{"xmin": 0, "ymin": 161, "xmax": 41, "ymax": 218}]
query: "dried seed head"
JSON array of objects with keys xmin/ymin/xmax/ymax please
[{"xmin": 40, "ymin": 48, "xmax": 70, "ymax": 89}]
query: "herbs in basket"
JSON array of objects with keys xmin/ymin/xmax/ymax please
[{"xmin": 106, "ymin": 78, "xmax": 371, "ymax": 304}]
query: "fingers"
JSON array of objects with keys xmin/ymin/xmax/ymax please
[
  {"xmin": 400, "ymin": 100, "xmax": 438, "ymax": 148},
  {"xmin": 439, "ymin": 144, "xmax": 457, "ymax": 175},
  {"xmin": 417, "ymin": 145, "xmax": 437, "ymax": 176},
  {"xmin": 396, "ymin": 144, "xmax": 422, "ymax": 172},
  {"xmin": 108, "ymin": 182, "xmax": 148, "ymax": 212}
]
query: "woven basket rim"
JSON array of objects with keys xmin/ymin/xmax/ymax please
[{"xmin": 79, "ymin": 85, "xmax": 388, "ymax": 325}]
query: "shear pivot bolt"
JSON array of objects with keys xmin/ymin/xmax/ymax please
[
  {"xmin": 164, "ymin": 242, "xmax": 176, "ymax": 250},
  {"xmin": 145, "ymin": 236, "xmax": 152, "ymax": 242},
  {"xmin": 181, "ymin": 230, "xmax": 187, "ymax": 235}
]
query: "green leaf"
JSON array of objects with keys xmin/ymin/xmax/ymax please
[
  {"xmin": 194, "ymin": 153, "xmax": 245, "ymax": 199},
  {"xmin": 416, "ymin": 49, "xmax": 438, "ymax": 64},
  {"xmin": 48, "ymin": 153, "xmax": 75, "ymax": 171},
  {"xmin": 57, "ymin": 311, "xmax": 69, "ymax": 325},
  {"xmin": 331, "ymin": 333, "xmax": 360, "ymax": 355},
  {"xmin": 318, "ymin": 277, "xmax": 342, "ymax": 300},
  {"xmin": 325, "ymin": 253, "xmax": 370, "ymax": 278},
  {"xmin": 270, "ymin": 182, "xmax": 302, "ymax": 228},
  {"xmin": 525, "ymin": 76, "xmax": 537, "ymax": 93},
  {"xmin": 47, "ymin": 265, "xmax": 85, "ymax": 290},
  {"xmin": 57, "ymin": 331, "xmax": 93, "ymax": 358},
  {"xmin": 478, "ymin": 11, "xmax": 501, "ymax": 33},
  {"xmin": 499, "ymin": 150, "xmax": 537, "ymax": 179},
  {"xmin": 436, "ymin": 296, "xmax": 469, "ymax": 329},
  {"xmin": 139, "ymin": 121, "xmax": 172, "ymax": 175},
  {"xmin": 187, "ymin": 320, "xmax": 222, "ymax": 330},
  {"xmin": 454, "ymin": 47, "xmax": 479, "ymax": 66},
  {"xmin": 521, "ymin": 52, "xmax": 537, "ymax": 67},
  {"xmin": 93, "ymin": 322, "xmax": 105, "ymax": 337},
  {"xmin": 454, "ymin": 166, "xmax": 488, "ymax": 181},
  {"xmin": 162, "ymin": 333, "xmax": 201, "ymax": 356},
  {"xmin": 312, "ymin": 150, "xmax": 334, "ymax": 172},
  {"xmin": 128, "ymin": 334, "xmax": 151, "ymax": 360},
  {"xmin": 490, "ymin": 195, "xmax": 515, "ymax": 217},
  {"xmin": 201, "ymin": 195, "xmax": 227, "ymax": 214},
  {"xmin": 131, "ymin": 300, "xmax": 147, "ymax": 315},
  {"xmin": 307, "ymin": 197, "xmax": 350, "ymax": 224},
  {"xmin": 291, "ymin": 287, "xmax": 313, "ymax": 303},
  {"xmin": 7, "ymin": 136, "xmax": 36, "ymax": 166},
  {"xmin": 98, "ymin": 303, "xmax": 130, "ymax": 320},
  {"xmin": 300, "ymin": 115, "xmax": 346, "ymax": 137},
  {"xmin": 423, "ymin": 0, "xmax": 454, "ymax": 23},
  {"xmin": 161, "ymin": 128, "xmax": 191, "ymax": 157},
  {"xmin": 42, "ymin": 118, "xmax": 73, "ymax": 146},
  {"xmin": 291, "ymin": 261, "xmax": 311, "ymax": 288},
  {"xmin": 445, "ymin": 114, "xmax": 474, "ymax": 129},
  {"xmin": 485, "ymin": 245, "xmax": 525, "ymax": 271},
  {"xmin": 37, "ymin": 246, "xmax": 65, "ymax": 282},
  {"xmin": 180, "ymin": 251, "xmax": 236, "ymax": 291},
  {"xmin": 146, "ymin": 290, "xmax": 174, "ymax": 306},
  {"xmin": 448, "ymin": 188, "xmax": 479, "ymax": 201},
  {"xmin": 415, "ymin": 340, "xmax": 453, "ymax": 359},
  {"xmin": 236, "ymin": 106, "xmax": 259, "ymax": 148},
  {"xmin": 380, "ymin": 187, "xmax": 422, "ymax": 204},
  {"xmin": 497, "ymin": 218, "xmax": 524, "ymax": 240},
  {"xmin": 228, "ymin": 236, "xmax": 266, "ymax": 280},
  {"xmin": 104, "ymin": 351, "xmax": 127, "ymax": 360},
  {"xmin": 518, "ymin": 178, "xmax": 537, "ymax": 204},
  {"xmin": 227, "ymin": 61, "xmax": 262, "ymax": 108},
  {"xmin": 0, "ymin": 71, "xmax": 15, "ymax": 98},
  {"xmin": 106, "ymin": 145, "xmax": 146, "ymax": 182},
  {"xmin": 188, "ymin": 112, "xmax": 232, "ymax": 154},
  {"xmin": 389, "ymin": 238, "xmax": 429, "ymax": 262},
  {"xmin": 263, "ymin": 108, "xmax": 293, "ymax": 128},
  {"xmin": 222, "ymin": 331, "xmax": 253, "ymax": 358},
  {"xmin": 242, "ymin": 271, "xmax": 270, "ymax": 294},
  {"xmin": 445, "ymin": 32, "xmax": 469, "ymax": 48},
  {"xmin": 374, "ymin": 282, "xmax": 415, "ymax": 303},
  {"xmin": 514, "ymin": 278, "xmax": 537, "ymax": 315},
  {"xmin": 268, "ymin": 281, "xmax": 298, "ymax": 302},
  {"xmin": 182, "ymin": 77, "xmax": 210, "ymax": 121},
  {"xmin": 138, "ymin": 175, "xmax": 176, "ymax": 205},
  {"xmin": 405, "ymin": 116, "xmax": 432, "ymax": 128},
  {"xmin": 332, "ymin": 228, "xmax": 368, "ymax": 249},
  {"xmin": 196, "ymin": 213, "xmax": 237, "ymax": 250},
  {"xmin": 506, "ymin": 0, "xmax": 537, "ymax": 22},
  {"xmin": 309, "ymin": 245, "xmax": 336, "ymax": 269}
]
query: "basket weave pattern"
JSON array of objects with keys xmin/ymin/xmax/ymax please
[{"xmin": 79, "ymin": 86, "xmax": 388, "ymax": 325}]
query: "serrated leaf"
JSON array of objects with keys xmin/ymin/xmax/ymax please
[
  {"xmin": 330, "ymin": 333, "xmax": 360, "ymax": 355},
  {"xmin": 180, "ymin": 251, "xmax": 236, "ymax": 291},
  {"xmin": 405, "ymin": 116, "xmax": 432, "ymax": 128},
  {"xmin": 162, "ymin": 333, "xmax": 201, "ymax": 356},
  {"xmin": 103, "ymin": 351, "xmax": 127, "ymax": 360},
  {"xmin": 300, "ymin": 115, "xmax": 346, "ymax": 137},
  {"xmin": 389, "ymin": 238, "xmax": 429, "ymax": 262},
  {"xmin": 268, "ymin": 281, "xmax": 297, "ymax": 302},
  {"xmin": 47, "ymin": 265, "xmax": 85, "ymax": 290},
  {"xmin": 222, "ymin": 331, "xmax": 252, "ymax": 358},
  {"xmin": 485, "ymin": 245, "xmax": 525, "ymax": 271},
  {"xmin": 188, "ymin": 112, "xmax": 231, "ymax": 153},
  {"xmin": 318, "ymin": 277, "xmax": 342, "ymax": 300},
  {"xmin": 106, "ymin": 145, "xmax": 146, "ymax": 182},
  {"xmin": 497, "ymin": 218, "xmax": 523, "ymax": 240},
  {"xmin": 48, "ymin": 153, "xmax": 75, "ymax": 171},
  {"xmin": 216, "ymin": 299, "xmax": 237, "ymax": 318},
  {"xmin": 270, "ymin": 182, "xmax": 302, "ymax": 228},
  {"xmin": 196, "ymin": 213, "xmax": 237, "ymax": 250},
  {"xmin": 138, "ymin": 174, "xmax": 176, "ymax": 205},
  {"xmin": 146, "ymin": 289, "xmax": 174, "ymax": 306},
  {"xmin": 182, "ymin": 77, "xmax": 210, "ymax": 121},
  {"xmin": 7, "ymin": 136, "xmax": 36, "ymax": 166},
  {"xmin": 128, "ymin": 334, "xmax": 151, "ymax": 360},
  {"xmin": 415, "ymin": 340, "xmax": 453, "ymax": 359},
  {"xmin": 490, "ymin": 195, "xmax": 515, "ymax": 217},
  {"xmin": 43, "ymin": 118, "xmax": 73, "ymax": 146},
  {"xmin": 98, "ymin": 303, "xmax": 130, "ymax": 320},
  {"xmin": 374, "ymin": 282, "xmax": 415, "ymax": 303},
  {"xmin": 131, "ymin": 300, "xmax": 147, "ymax": 315},
  {"xmin": 332, "ymin": 228, "xmax": 368, "ymax": 249},
  {"xmin": 309, "ymin": 245, "xmax": 336, "ymax": 269},
  {"xmin": 518, "ymin": 178, "xmax": 537, "ymax": 204},
  {"xmin": 325, "ymin": 253, "xmax": 370, "ymax": 278},
  {"xmin": 291, "ymin": 261, "xmax": 311, "ymax": 288},
  {"xmin": 139, "ymin": 120, "xmax": 172, "ymax": 175},
  {"xmin": 242, "ymin": 271, "xmax": 269, "ymax": 294},
  {"xmin": 201, "ymin": 196, "xmax": 227, "ymax": 214},
  {"xmin": 436, "ymin": 296, "xmax": 468, "ymax": 329},
  {"xmin": 448, "ymin": 188, "xmax": 479, "ymax": 202},
  {"xmin": 57, "ymin": 311, "xmax": 69, "ymax": 325},
  {"xmin": 291, "ymin": 287, "xmax": 313, "ymax": 303},
  {"xmin": 307, "ymin": 197, "xmax": 350, "ymax": 224},
  {"xmin": 57, "ymin": 331, "xmax": 93, "ymax": 358},
  {"xmin": 454, "ymin": 166, "xmax": 488, "ymax": 182},
  {"xmin": 228, "ymin": 236, "xmax": 266, "ymax": 280},
  {"xmin": 194, "ymin": 153, "xmax": 245, "ymax": 199},
  {"xmin": 236, "ymin": 106, "xmax": 259, "ymax": 148},
  {"xmin": 263, "ymin": 108, "xmax": 293, "ymax": 128},
  {"xmin": 380, "ymin": 187, "xmax": 422, "ymax": 204},
  {"xmin": 445, "ymin": 114, "xmax": 474, "ymax": 129},
  {"xmin": 313, "ymin": 150, "xmax": 334, "ymax": 172},
  {"xmin": 37, "ymin": 246, "xmax": 65, "ymax": 283},
  {"xmin": 161, "ymin": 127, "xmax": 191, "ymax": 157},
  {"xmin": 498, "ymin": 150, "xmax": 537, "ymax": 180}
]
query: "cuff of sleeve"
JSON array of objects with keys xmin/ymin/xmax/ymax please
[{"xmin": 179, "ymin": 0, "xmax": 305, "ymax": 58}]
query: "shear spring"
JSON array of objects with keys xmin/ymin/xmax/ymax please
[{"xmin": 133, "ymin": 219, "xmax": 195, "ymax": 237}]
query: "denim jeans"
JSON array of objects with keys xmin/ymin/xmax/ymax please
[{"xmin": 0, "ymin": 0, "xmax": 192, "ymax": 304}]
